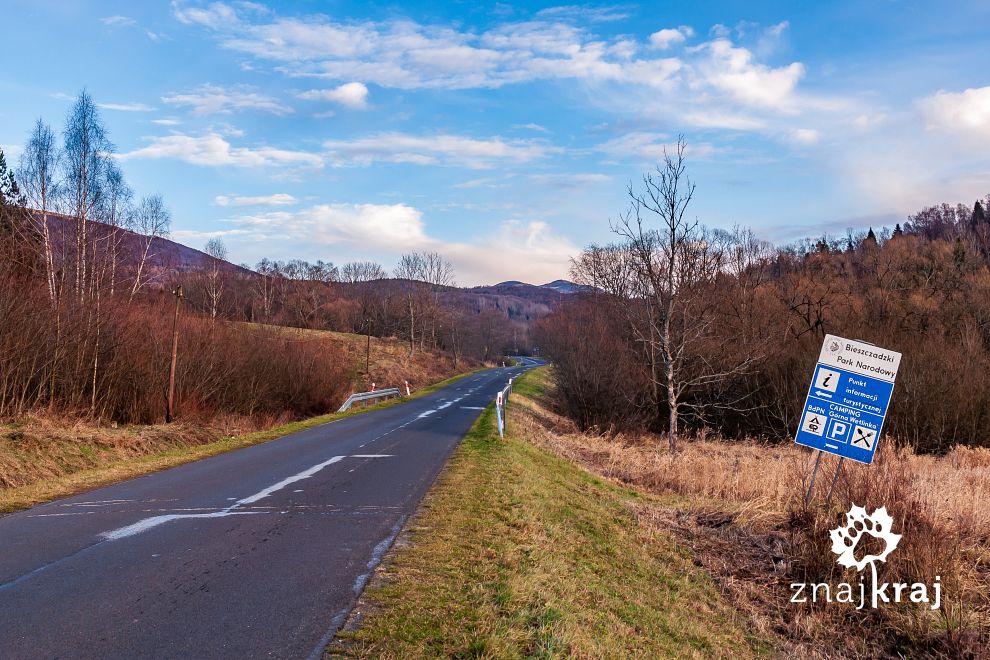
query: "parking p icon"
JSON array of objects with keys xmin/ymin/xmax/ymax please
[{"xmin": 827, "ymin": 420, "xmax": 850, "ymax": 443}]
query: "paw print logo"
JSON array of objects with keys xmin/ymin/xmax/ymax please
[{"xmin": 829, "ymin": 504, "xmax": 901, "ymax": 571}]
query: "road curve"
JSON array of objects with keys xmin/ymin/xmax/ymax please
[{"xmin": 0, "ymin": 359, "xmax": 539, "ymax": 659}]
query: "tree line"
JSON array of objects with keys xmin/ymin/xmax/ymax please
[
  {"xmin": 0, "ymin": 91, "xmax": 517, "ymax": 425},
  {"xmin": 536, "ymin": 138, "xmax": 990, "ymax": 454}
]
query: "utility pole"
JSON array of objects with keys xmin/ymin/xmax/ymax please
[
  {"xmin": 166, "ymin": 285, "xmax": 183, "ymax": 423},
  {"xmin": 365, "ymin": 318, "xmax": 371, "ymax": 375}
]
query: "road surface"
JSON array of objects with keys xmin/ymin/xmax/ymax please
[{"xmin": 0, "ymin": 359, "xmax": 539, "ymax": 659}]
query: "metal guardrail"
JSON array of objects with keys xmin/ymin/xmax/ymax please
[
  {"xmin": 337, "ymin": 387, "xmax": 402, "ymax": 412},
  {"xmin": 495, "ymin": 377, "xmax": 513, "ymax": 438}
]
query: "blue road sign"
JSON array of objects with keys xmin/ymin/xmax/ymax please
[{"xmin": 794, "ymin": 335, "xmax": 901, "ymax": 465}]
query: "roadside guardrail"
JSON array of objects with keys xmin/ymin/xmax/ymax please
[{"xmin": 337, "ymin": 387, "xmax": 402, "ymax": 412}]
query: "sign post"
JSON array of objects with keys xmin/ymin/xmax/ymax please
[{"xmin": 796, "ymin": 335, "xmax": 901, "ymax": 499}]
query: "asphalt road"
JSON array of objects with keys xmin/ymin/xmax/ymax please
[{"xmin": 0, "ymin": 358, "xmax": 540, "ymax": 659}]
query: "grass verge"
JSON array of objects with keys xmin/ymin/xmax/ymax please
[
  {"xmin": 0, "ymin": 367, "xmax": 485, "ymax": 515},
  {"xmin": 328, "ymin": 368, "xmax": 765, "ymax": 658}
]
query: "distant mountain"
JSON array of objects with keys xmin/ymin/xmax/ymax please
[
  {"xmin": 34, "ymin": 211, "xmax": 253, "ymax": 281},
  {"xmin": 541, "ymin": 279, "xmax": 589, "ymax": 294},
  {"xmin": 29, "ymin": 209, "xmax": 568, "ymax": 325}
]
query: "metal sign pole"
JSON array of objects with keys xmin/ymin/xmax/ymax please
[
  {"xmin": 824, "ymin": 457, "xmax": 845, "ymax": 507},
  {"xmin": 805, "ymin": 451, "xmax": 823, "ymax": 504}
]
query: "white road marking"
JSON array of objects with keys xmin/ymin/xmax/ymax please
[
  {"xmin": 101, "ymin": 454, "xmax": 391, "ymax": 541},
  {"xmin": 460, "ymin": 406, "xmax": 485, "ymax": 410}
]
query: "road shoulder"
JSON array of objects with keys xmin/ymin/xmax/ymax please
[
  {"xmin": 326, "ymin": 368, "xmax": 764, "ymax": 658},
  {"xmin": 0, "ymin": 368, "xmax": 484, "ymax": 515}
]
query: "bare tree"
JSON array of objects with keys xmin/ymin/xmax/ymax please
[
  {"xmin": 419, "ymin": 251, "xmax": 455, "ymax": 349},
  {"xmin": 63, "ymin": 90, "xmax": 113, "ymax": 301},
  {"xmin": 204, "ymin": 237, "xmax": 228, "ymax": 319},
  {"xmin": 129, "ymin": 194, "xmax": 171, "ymax": 302},
  {"xmin": 255, "ymin": 258, "xmax": 283, "ymax": 322},
  {"xmin": 341, "ymin": 261, "xmax": 386, "ymax": 283},
  {"xmin": 18, "ymin": 119, "xmax": 60, "ymax": 303},
  {"xmin": 395, "ymin": 252, "xmax": 426, "ymax": 353},
  {"xmin": 97, "ymin": 161, "xmax": 132, "ymax": 298},
  {"xmin": 611, "ymin": 137, "xmax": 758, "ymax": 450}
]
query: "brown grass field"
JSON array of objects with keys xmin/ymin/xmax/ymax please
[{"xmin": 512, "ymin": 368, "xmax": 990, "ymax": 657}]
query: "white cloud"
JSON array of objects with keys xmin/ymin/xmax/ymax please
[
  {"xmin": 596, "ymin": 132, "xmax": 715, "ymax": 160},
  {"xmin": 788, "ymin": 128, "xmax": 820, "ymax": 145},
  {"xmin": 214, "ymin": 193, "xmax": 297, "ymax": 206},
  {"xmin": 323, "ymin": 132, "xmax": 554, "ymax": 168},
  {"xmin": 919, "ymin": 86, "xmax": 990, "ymax": 143},
  {"xmin": 695, "ymin": 38, "xmax": 805, "ymax": 110},
  {"xmin": 528, "ymin": 172, "xmax": 611, "ymax": 188},
  {"xmin": 230, "ymin": 203, "xmax": 428, "ymax": 249},
  {"xmin": 102, "ymin": 15, "xmax": 137, "ymax": 27},
  {"xmin": 221, "ymin": 202, "xmax": 576, "ymax": 284},
  {"xmin": 513, "ymin": 122, "xmax": 548, "ymax": 132},
  {"xmin": 152, "ymin": 118, "xmax": 182, "ymax": 125},
  {"xmin": 119, "ymin": 132, "xmax": 323, "ymax": 168},
  {"xmin": 162, "ymin": 84, "xmax": 293, "ymax": 116},
  {"xmin": 172, "ymin": 2, "xmax": 240, "ymax": 29},
  {"xmin": 1, "ymin": 143, "xmax": 23, "ymax": 161},
  {"xmin": 173, "ymin": 5, "xmax": 842, "ymax": 143},
  {"xmin": 649, "ymin": 26, "xmax": 693, "ymax": 49},
  {"xmin": 535, "ymin": 5, "xmax": 632, "ymax": 23},
  {"xmin": 172, "ymin": 5, "xmax": 797, "ymax": 103},
  {"xmin": 98, "ymin": 102, "xmax": 156, "ymax": 112},
  {"xmin": 298, "ymin": 82, "xmax": 369, "ymax": 109}
]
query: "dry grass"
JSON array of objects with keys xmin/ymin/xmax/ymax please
[
  {"xmin": 514, "ymin": 368, "xmax": 990, "ymax": 657},
  {"xmin": 0, "ymin": 332, "xmax": 479, "ymax": 512},
  {"xmin": 281, "ymin": 327, "xmax": 480, "ymax": 395},
  {"xmin": 329, "ymin": 401, "xmax": 765, "ymax": 658}
]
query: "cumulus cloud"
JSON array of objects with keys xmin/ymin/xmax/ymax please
[
  {"xmin": 228, "ymin": 203, "xmax": 428, "ymax": 250},
  {"xmin": 170, "ymin": 2, "xmax": 809, "ymax": 122},
  {"xmin": 649, "ymin": 26, "xmax": 693, "ymax": 49},
  {"xmin": 323, "ymin": 132, "xmax": 554, "ymax": 168},
  {"xmin": 214, "ymin": 193, "xmax": 297, "ymax": 206},
  {"xmin": 919, "ymin": 86, "xmax": 990, "ymax": 143},
  {"xmin": 298, "ymin": 82, "xmax": 369, "ymax": 109},
  {"xmin": 162, "ymin": 84, "xmax": 293, "ymax": 116},
  {"xmin": 119, "ymin": 132, "xmax": 323, "ymax": 167},
  {"xmin": 220, "ymin": 202, "xmax": 577, "ymax": 284},
  {"xmin": 694, "ymin": 38, "xmax": 805, "ymax": 110}
]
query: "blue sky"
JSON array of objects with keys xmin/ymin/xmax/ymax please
[{"xmin": 2, "ymin": 1, "xmax": 989, "ymax": 285}]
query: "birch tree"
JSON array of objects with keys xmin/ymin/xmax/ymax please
[
  {"xmin": 204, "ymin": 237, "xmax": 228, "ymax": 319},
  {"xmin": 18, "ymin": 119, "xmax": 60, "ymax": 303},
  {"xmin": 63, "ymin": 90, "xmax": 112, "ymax": 301},
  {"xmin": 129, "ymin": 194, "xmax": 171, "ymax": 301}
]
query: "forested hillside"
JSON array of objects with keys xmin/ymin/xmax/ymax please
[{"xmin": 537, "ymin": 140, "xmax": 990, "ymax": 453}]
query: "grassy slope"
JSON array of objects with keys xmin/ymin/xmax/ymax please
[
  {"xmin": 329, "ymin": 368, "xmax": 765, "ymax": 658},
  {"xmin": 0, "ymin": 367, "xmax": 483, "ymax": 514}
]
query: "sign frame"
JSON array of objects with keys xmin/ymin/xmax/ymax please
[{"xmin": 794, "ymin": 335, "xmax": 901, "ymax": 465}]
